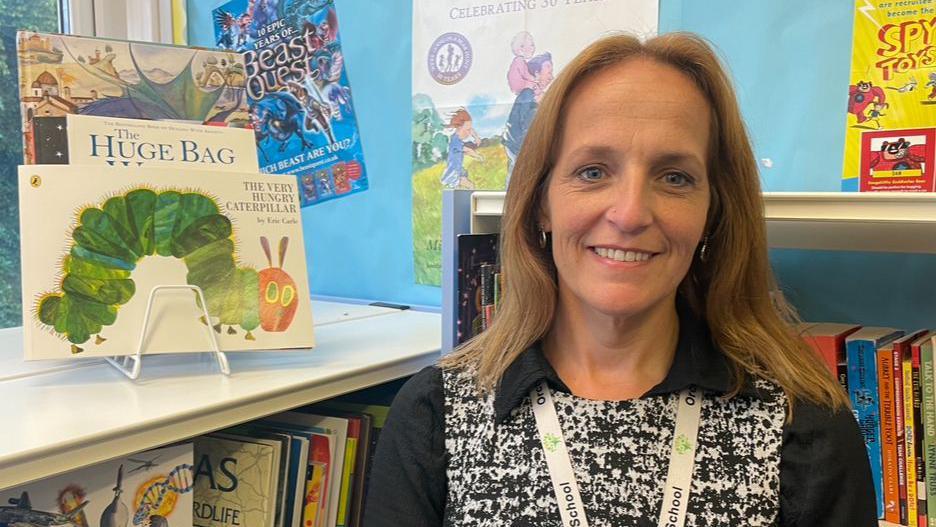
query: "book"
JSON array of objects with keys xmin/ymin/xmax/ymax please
[
  {"xmin": 212, "ymin": 0, "xmax": 369, "ymax": 206},
  {"xmin": 841, "ymin": 3, "xmax": 936, "ymax": 191},
  {"xmin": 32, "ymin": 114, "xmax": 259, "ymax": 170},
  {"xmin": 305, "ymin": 432, "xmax": 333, "ymax": 527},
  {"xmin": 878, "ymin": 342, "xmax": 900, "ymax": 522},
  {"xmin": 800, "ymin": 322, "xmax": 860, "ymax": 386},
  {"xmin": 193, "ymin": 434, "xmax": 281, "ymax": 527},
  {"xmin": 456, "ymin": 233, "xmax": 498, "ymax": 345},
  {"xmin": 19, "ymin": 165, "xmax": 314, "ymax": 359},
  {"xmin": 230, "ymin": 422, "xmax": 312, "ymax": 527},
  {"xmin": 920, "ymin": 333, "xmax": 936, "ymax": 527},
  {"xmin": 260, "ymin": 411, "xmax": 348, "ymax": 527},
  {"xmin": 910, "ymin": 332, "xmax": 931, "ymax": 526},
  {"xmin": 0, "ymin": 443, "xmax": 194, "ymax": 527},
  {"xmin": 17, "ymin": 31, "xmax": 250, "ymax": 164},
  {"xmin": 847, "ymin": 326, "xmax": 904, "ymax": 518},
  {"xmin": 215, "ymin": 431, "xmax": 291, "ymax": 527}
]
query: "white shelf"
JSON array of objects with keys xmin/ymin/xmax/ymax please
[
  {"xmin": 470, "ymin": 191, "xmax": 936, "ymax": 254},
  {"xmin": 0, "ymin": 300, "xmax": 441, "ymax": 491}
]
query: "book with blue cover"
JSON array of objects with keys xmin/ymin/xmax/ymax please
[
  {"xmin": 212, "ymin": 0, "xmax": 368, "ymax": 206},
  {"xmin": 846, "ymin": 326, "xmax": 904, "ymax": 519}
]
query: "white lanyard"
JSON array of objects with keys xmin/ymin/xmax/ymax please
[{"xmin": 530, "ymin": 382, "xmax": 703, "ymax": 527}]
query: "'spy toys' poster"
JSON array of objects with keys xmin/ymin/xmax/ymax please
[
  {"xmin": 842, "ymin": 0, "xmax": 936, "ymax": 191},
  {"xmin": 212, "ymin": 0, "xmax": 368, "ymax": 206}
]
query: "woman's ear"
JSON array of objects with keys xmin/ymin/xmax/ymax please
[{"xmin": 537, "ymin": 191, "xmax": 551, "ymax": 232}]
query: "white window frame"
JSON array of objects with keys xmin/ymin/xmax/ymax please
[{"xmin": 62, "ymin": 0, "xmax": 185, "ymax": 44}]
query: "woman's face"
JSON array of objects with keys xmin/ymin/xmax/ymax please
[{"xmin": 540, "ymin": 58, "xmax": 711, "ymax": 320}]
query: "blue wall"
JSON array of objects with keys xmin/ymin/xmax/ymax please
[
  {"xmin": 661, "ymin": 0, "xmax": 936, "ymax": 329},
  {"xmin": 191, "ymin": 1, "xmax": 936, "ymax": 328}
]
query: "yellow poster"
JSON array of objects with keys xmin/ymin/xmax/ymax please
[{"xmin": 843, "ymin": 0, "xmax": 936, "ymax": 191}]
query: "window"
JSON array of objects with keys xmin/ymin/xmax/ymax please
[{"xmin": 0, "ymin": 0, "xmax": 61, "ymax": 328}]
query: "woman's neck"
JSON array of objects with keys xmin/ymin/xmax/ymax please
[{"xmin": 542, "ymin": 296, "xmax": 679, "ymax": 401}]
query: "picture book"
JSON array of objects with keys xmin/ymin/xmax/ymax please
[
  {"xmin": 227, "ymin": 421, "xmax": 312, "ymax": 527},
  {"xmin": 0, "ymin": 443, "xmax": 194, "ymax": 527},
  {"xmin": 212, "ymin": 0, "xmax": 368, "ymax": 206},
  {"xmin": 193, "ymin": 434, "xmax": 281, "ymax": 527},
  {"xmin": 847, "ymin": 326, "xmax": 904, "ymax": 519},
  {"xmin": 214, "ymin": 432, "xmax": 290, "ymax": 527},
  {"xmin": 17, "ymin": 31, "xmax": 250, "ymax": 164},
  {"xmin": 305, "ymin": 433, "xmax": 333, "ymax": 527},
  {"xmin": 19, "ymin": 165, "xmax": 314, "ymax": 360},
  {"xmin": 29, "ymin": 114, "xmax": 259, "ymax": 170},
  {"xmin": 842, "ymin": 2, "xmax": 936, "ymax": 191}
]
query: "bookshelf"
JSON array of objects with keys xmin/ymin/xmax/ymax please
[
  {"xmin": 0, "ymin": 299, "xmax": 441, "ymax": 491},
  {"xmin": 469, "ymin": 190, "xmax": 936, "ymax": 253},
  {"xmin": 445, "ymin": 189, "xmax": 936, "ymax": 351}
]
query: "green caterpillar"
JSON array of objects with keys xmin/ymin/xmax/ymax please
[{"xmin": 37, "ymin": 187, "xmax": 297, "ymax": 354}]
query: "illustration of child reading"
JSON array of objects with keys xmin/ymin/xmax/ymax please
[
  {"xmin": 508, "ymin": 31, "xmax": 537, "ymax": 95},
  {"xmin": 441, "ymin": 108, "xmax": 484, "ymax": 189}
]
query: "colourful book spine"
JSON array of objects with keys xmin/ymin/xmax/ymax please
[
  {"xmin": 879, "ymin": 346, "xmax": 900, "ymax": 522},
  {"xmin": 894, "ymin": 341, "xmax": 908, "ymax": 524},
  {"xmin": 904, "ymin": 355, "xmax": 918, "ymax": 525},
  {"xmin": 912, "ymin": 337, "xmax": 928, "ymax": 526},
  {"xmin": 336, "ymin": 435, "xmax": 358, "ymax": 526},
  {"xmin": 920, "ymin": 336, "xmax": 936, "ymax": 527},
  {"xmin": 848, "ymin": 328, "xmax": 903, "ymax": 519}
]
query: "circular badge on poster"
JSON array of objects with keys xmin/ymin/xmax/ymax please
[{"xmin": 428, "ymin": 32, "xmax": 473, "ymax": 85}]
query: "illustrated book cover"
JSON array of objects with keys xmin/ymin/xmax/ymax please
[
  {"xmin": 31, "ymin": 114, "xmax": 259, "ymax": 170},
  {"xmin": 0, "ymin": 443, "xmax": 194, "ymax": 527},
  {"xmin": 212, "ymin": 0, "xmax": 368, "ymax": 206},
  {"xmin": 193, "ymin": 434, "xmax": 281, "ymax": 527},
  {"xmin": 842, "ymin": 2, "xmax": 936, "ymax": 191},
  {"xmin": 17, "ymin": 31, "xmax": 251, "ymax": 165},
  {"xmin": 19, "ymin": 165, "xmax": 314, "ymax": 360}
]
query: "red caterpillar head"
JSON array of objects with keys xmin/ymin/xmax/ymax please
[{"xmin": 259, "ymin": 236, "xmax": 299, "ymax": 332}]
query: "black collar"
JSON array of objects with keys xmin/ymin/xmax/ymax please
[{"xmin": 492, "ymin": 302, "xmax": 760, "ymax": 424}]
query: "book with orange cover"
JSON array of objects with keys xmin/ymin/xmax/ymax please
[{"xmin": 879, "ymin": 343, "xmax": 901, "ymax": 522}]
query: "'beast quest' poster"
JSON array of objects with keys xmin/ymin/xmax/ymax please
[{"xmin": 213, "ymin": 0, "xmax": 368, "ymax": 206}]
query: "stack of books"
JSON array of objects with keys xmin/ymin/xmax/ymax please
[{"xmin": 802, "ymin": 324, "xmax": 936, "ymax": 526}]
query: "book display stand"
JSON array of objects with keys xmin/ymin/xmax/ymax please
[{"xmin": 104, "ymin": 284, "xmax": 231, "ymax": 380}]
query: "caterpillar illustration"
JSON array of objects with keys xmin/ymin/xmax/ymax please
[{"xmin": 36, "ymin": 187, "xmax": 299, "ymax": 353}]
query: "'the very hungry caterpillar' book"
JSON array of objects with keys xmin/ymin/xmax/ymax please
[{"xmin": 19, "ymin": 165, "xmax": 314, "ymax": 360}]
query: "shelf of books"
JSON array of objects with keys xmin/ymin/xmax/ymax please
[
  {"xmin": 469, "ymin": 190, "xmax": 936, "ymax": 253},
  {"xmin": 0, "ymin": 299, "xmax": 441, "ymax": 491}
]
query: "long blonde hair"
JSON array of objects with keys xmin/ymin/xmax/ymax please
[{"xmin": 441, "ymin": 32, "xmax": 848, "ymax": 410}]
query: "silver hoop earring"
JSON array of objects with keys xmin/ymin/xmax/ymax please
[
  {"xmin": 699, "ymin": 234, "xmax": 710, "ymax": 262},
  {"xmin": 538, "ymin": 229, "xmax": 548, "ymax": 249}
]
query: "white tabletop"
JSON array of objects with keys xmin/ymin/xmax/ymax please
[{"xmin": 0, "ymin": 300, "xmax": 441, "ymax": 490}]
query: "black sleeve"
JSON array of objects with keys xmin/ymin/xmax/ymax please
[
  {"xmin": 778, "ymin": 400, "xmax": 877, "ymax": 526},
  {"xmin": 363, "ymin": 365, "xmax": 446, "ymax": 527}
]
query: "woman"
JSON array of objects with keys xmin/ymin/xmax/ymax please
[{"xmin": 365, "ymin": 33, "xmax": 875, "ymax": 526}]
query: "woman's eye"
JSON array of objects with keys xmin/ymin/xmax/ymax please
[
  {"xmin": 577, "ymin": 166, "xmax": 604, "ymax": 181},
  {"xmin": 663, "ymin": 172, "xmax": 693, "ymax": 187}
]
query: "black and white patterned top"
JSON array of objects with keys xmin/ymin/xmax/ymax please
[{"xmin": 364, "ymin": 308, "xmax": 876, "ymax": 527}]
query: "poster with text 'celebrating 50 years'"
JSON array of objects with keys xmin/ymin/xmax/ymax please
[{"xmin": 411, "ymin": 0, "xmax": 658, "ymax": 286}]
